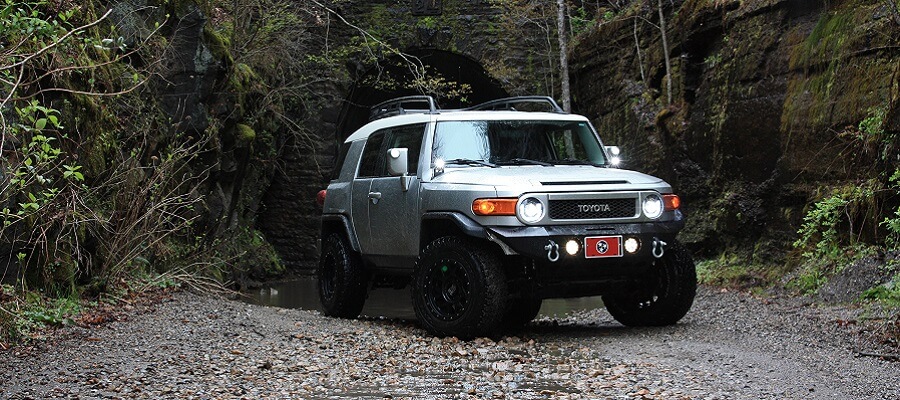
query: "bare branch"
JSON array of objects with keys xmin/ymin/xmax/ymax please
[
  {"xmin": 307, "ymin": 0, "xmax": 427, "ymax": 86},
  {"xmin": 11, "ymin": 77, "xmax": 151, "ymax": 101}
]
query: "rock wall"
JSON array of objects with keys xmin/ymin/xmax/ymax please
[{"xmin": 571, "ymin": 0, "xmax": 900, "ymax": 257}]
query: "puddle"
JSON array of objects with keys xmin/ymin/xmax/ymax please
[{"xmin": 245, "ymin": 277, "xmax": 605, "ymax": 320}]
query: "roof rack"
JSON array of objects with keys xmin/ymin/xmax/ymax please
[
  {"xmin": 465, "ymin": 96, "xmax": 565, "ymax": 113},
  {"xmin": 370, "ymin": 95, "xmax": 439, "ymax": 121}
]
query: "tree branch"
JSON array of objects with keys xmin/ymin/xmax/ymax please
[{"xmin": 307, "ymin": 0, "xmax": 427, "ymax": 87}]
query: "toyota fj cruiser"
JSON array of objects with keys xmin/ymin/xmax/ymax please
[{"xmin": 317, "ymin": 96, "xmax": 696, "ymax": 338}]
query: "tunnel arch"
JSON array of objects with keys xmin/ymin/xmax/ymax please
[
  {"xmin": 259, "ymin": 50, "xmax": 508, "ymax": 272},
  {"xmin": 335, "ymin": 49, "xmax": 509, "ymax": 139}
]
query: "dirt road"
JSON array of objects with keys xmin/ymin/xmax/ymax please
[{"xmin": 1, "ymin": 287, "xmax": 897, "ymax": 399}]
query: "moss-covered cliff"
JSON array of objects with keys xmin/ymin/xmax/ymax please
[{"xmin": 572, "ymin": 0, "xmax": 899, "ymax": 285}]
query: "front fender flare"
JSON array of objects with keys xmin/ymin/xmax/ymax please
[{"xmin": 422, "ymin": 212, "xmax": 487, "ymax": 240}]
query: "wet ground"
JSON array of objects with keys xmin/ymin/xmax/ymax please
[
  {"xmin": 2, "ymin": 287, "xmax": 898, "ymax": 399},
  {"xmin": 244, "ymin": 277, "xmax": 606, "ymax": 321}
]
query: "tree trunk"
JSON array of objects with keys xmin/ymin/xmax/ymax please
[
  {"xmin": 634, "ymin": 18, "xmax": 646, "ymax": 85},
  {"xmin": 657, "ymin": 0, "xmax": 672, "ymax": 106},
  {"xmin": 556, "ymin": 0, "xmax": 571, "ymax": 113}
]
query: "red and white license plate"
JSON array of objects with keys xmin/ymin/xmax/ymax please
[{"xmin": 584, "ymin": 236, "xmax": 623, "ymax": 258}]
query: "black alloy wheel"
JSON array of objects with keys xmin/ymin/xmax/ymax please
[
  {"xmin": 412, "ymin": 236, "xmax": 507, "ymax": 339},
  {"xmin": 602, "ymin": 240, "xmax": 696, "ymax": 327},
  {"xmin": 317, "ymin": 233, "xmax": 368, "ymax": 318}
]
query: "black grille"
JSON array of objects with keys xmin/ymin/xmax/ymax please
[{"xmin": 549, "ymin": 198, "xmax": 636, "ymax": 220}]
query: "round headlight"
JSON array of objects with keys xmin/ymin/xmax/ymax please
[
  {"xmin": 517, "ymin": 197, "xmax": 545, "ymax": 224},
  {"xmin": 642, "ymin": 194, "xmax": 663, "ymax": 219}
]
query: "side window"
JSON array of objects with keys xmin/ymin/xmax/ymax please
[
  {"xmin": 357, "ymin": 131, "xmax": 386, "ymax": 178},
  {"xmin": 387, "ymin": 123, "xmax": 426, "ymax": 175},
  {"xmin": 330, "ymin": 142, "xmax": 352, "ymax": 180},
  {"xmin": 357, "ymin": 123, "xmax": 426, "ymax": 178}
]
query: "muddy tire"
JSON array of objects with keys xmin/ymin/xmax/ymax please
[
  {"xmin": 602, "ymin": 240, "xmax": 696, "ymax": 327},
  {"xmin": 412, "ymin": 236, "xmax": 508, "ymax": 339},
  {"xmin": 502, "ymin": 297, "xmax": 542, "ymax": 330},
  {"xmin": 317, "ymin": 233, "xmax": 367, "ymax": 318}
]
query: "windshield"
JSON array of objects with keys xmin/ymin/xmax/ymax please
[{"xmin": 432, "ymin": 120, "xmax": 608, "ymax": 167}]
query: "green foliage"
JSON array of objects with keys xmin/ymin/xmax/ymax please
[
  {"xmin": 861, "ymin": 273, "xmax": 900, "ymax": 306},
  {"xmin": 858, "ymin": 106, "xmax": 887, "ymax": 138},
  {"xmin": 569, "ymin": 6, "xmax": 593, "ymax": 37},
  {"xmin": 695, "ymin": 242, "xmax": 791, "ymax": 289},
  {"xmin": 703, "ymin": 54, "xmax": 722, "ymax": 69},
  {"xmin": 1, "ymin": 0, "xmax": 208, "ymax": 296},
  {"xmin": 882, "ymin": 169, "xmax": 900, "ymax": 250},
  {"xmin": 793, "ymin": 182, "xmax": 878, "ymax": 260},
  {"xmin": 0, "ymin": 287, "xmax": 81, "ymax": 343},
  {"xmin": 790, "ymin": 181, "xmax": 887, "ymax": 294}
]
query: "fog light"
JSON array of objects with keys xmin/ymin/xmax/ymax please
[
  {"xmin": 624, "ymin": 237, "xmax": 640, "ymax": 254},
  {"xmin": 565, "ymin": 240, "xmax": 579, "ymax": 256}
]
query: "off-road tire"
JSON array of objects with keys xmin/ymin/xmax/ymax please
[
  {"xmin": 412, "ymin": 236, "xmax": 508, "ymax": 339},
  {"xmin": 502, "ymin": 297, "xmax": 542, "ymax": 330},
  {"xmin": 602, "ymin": 240, "xmax": 696, "ymax": 326},
  {"xmin": 317, "ymin": 233, "xmax": 368, "ymax": 318}
]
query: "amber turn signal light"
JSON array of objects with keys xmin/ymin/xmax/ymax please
[
  {"xmin": 663, "ymin": 194, "xmax": 680, "ymax": 211},
  {"xmin": 472, "ymin": 198, "xmax": 517, "ymax": 216}
]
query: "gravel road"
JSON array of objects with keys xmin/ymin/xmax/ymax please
[{"xmin": 1, "ymin": 287, "xmax": 898, "ymax": 399}]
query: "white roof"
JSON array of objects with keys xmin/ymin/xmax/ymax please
[{"xmin": 344, "ymin": 111, "xmax": 590, "ymax": 143}]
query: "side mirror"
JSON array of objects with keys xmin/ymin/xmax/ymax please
[
  {"xmin": 387, "ymin": 148, "xmax": 408, "ymax": 176},
  {"xmin": 605, "ymin": 145, "xmax": 622, "ymax": 167},
  {"xmin": 388, "ymin": 148, "xmax": 414, "ymax": 192}
]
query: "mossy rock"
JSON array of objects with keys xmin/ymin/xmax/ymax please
[
  {"xmin": 235, "ymin": 123, "xmax": 256, "ymax": 143},
  {"xmin": 203, "ymin": 26, "xmax": 234, "ymax": 65}
]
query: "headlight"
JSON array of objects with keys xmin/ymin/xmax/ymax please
[
  {"xmin": 517, "ymin": 197, "xmax": 545, "ymax": 223},
  {"xmin": 642, "ymin": 194, "xmax": 663, "ymax": 219}
]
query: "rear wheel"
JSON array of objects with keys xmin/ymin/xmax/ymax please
[
  {"xmin": 603, "ymin": 240, "xmax": 696, "ymax": 326},
  {"xmin": 318, "ymin": 233, "xmax": 367, "ymax": 318},
  {"xmin": 412, "ymin": 236, "xmax": 507, "ymax": 339}
]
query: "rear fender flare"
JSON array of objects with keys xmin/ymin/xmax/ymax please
[{"xmin": 320, "ymin": 214, "xmax": 361, "ymax": 252}]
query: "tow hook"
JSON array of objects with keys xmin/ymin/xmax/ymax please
[
  {"xmin": 652, "ymin": 238, "xmax": 667, "ymax": 259},
  {"xmin": 544, "ymin": 240, "xmax": 560, "ymax": 262}
]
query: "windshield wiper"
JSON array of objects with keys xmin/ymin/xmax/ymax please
[
  {"xmin": 552, "ymin": 158, "xmax": 606, "ymax": 167},
  {"xmin": 497, "ymin": 158, "xmax": 553, "ymax": 166},
  {"xmin": 444, "ymin": 158, "xmax": 499, "ymax": 168}
]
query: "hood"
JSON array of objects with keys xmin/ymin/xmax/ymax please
[{"xmin": 431, "ymin": 166, "xmax": 664, "ymax": 188}]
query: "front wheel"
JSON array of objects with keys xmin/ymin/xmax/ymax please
[
  {"xmin": 317, "ymin": 233, "xmax": 368, "ymax": 318},
  {"xmin": 603, "ymin": 240, "xmax": 696, "ymax": 327},
  {"xmin": 412, "ymin": 236, "xmax": 508, "ymax": 339}
]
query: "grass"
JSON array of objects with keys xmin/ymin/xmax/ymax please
[
  {"xmin": 695, "ymin": 244, "xmax": 792, "ymax": 290},
  {"xmin": 0, "ymin": 270, "xmax": 226, "ymax": 348}
]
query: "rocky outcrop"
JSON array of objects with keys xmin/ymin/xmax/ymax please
[{"xmin": 572, "ymin": 0, "xmax": 900, "ymax": 256}]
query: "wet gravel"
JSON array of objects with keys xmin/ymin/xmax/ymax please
[{"xmin": 1, "ymin": 287, "xmax": 898, "ymax": 399}]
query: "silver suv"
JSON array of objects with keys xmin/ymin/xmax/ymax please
[{"xmin": 317, "ymin": 96, "xmax": 695, "ymax": 338}]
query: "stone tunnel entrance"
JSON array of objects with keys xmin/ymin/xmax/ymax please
[
  {"xmin": 336, "ymin": 49, "xmax": 509, "ymax": 138},
  {"xmin": 260, "ymin": 49, "xmax": 508, "ymax": 273}
]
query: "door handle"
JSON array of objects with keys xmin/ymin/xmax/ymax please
[{"xmin": 368, "ymin": 191, "xmax": 381, "ymax": 204}]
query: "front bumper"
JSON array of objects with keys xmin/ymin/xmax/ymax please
[
  {"xmin": 486, "ymin": 218, "xmax": 683, "ymax": 263},
  {"xmin": 485, "ymin": 219, "xmax": 684, "ymax": 298}
]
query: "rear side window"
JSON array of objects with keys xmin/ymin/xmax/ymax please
[
  {"xmin": 358, "ymin": 132, "xmax": 386, "ymax": 178},
  {"xmin": 356, "ymin": 123, "xmax": 426, "ymax": 178},
  {"xmin": 331, "ymin": 142, "xmax": 352, "ymax": 180}
]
